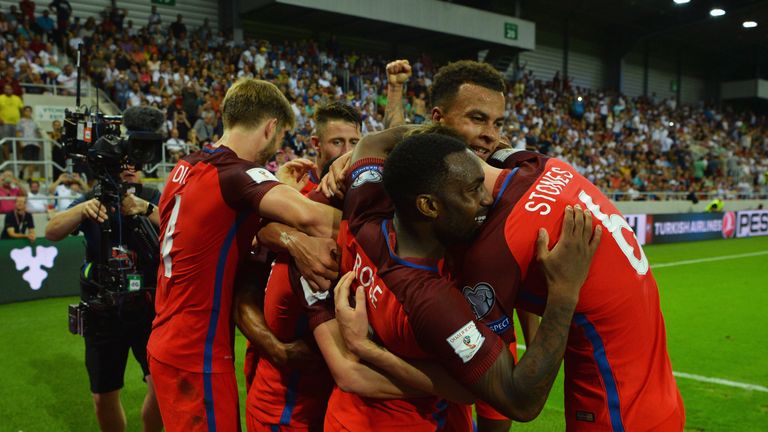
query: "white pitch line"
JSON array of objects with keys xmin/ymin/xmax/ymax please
[
  {"xmin": 671, "ymin": 372, "xmax": 768, "ymax": 392},
  {"xmin": 515, "ymin": 345, "xmax": 768, "ymax": 392},
  {"xmin": 651, "ymin": 250, "xmax": 768, "ymax": 269}
]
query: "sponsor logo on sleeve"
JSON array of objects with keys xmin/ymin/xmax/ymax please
[
  {"xmin": 351, "ymin": 165, "xmax": 383, "ymax": 189},
  {"xmin": 246, "ymin": 167, "xmax": 278, "ymax": 184},
  {"xmin": 446, "ymin": 321, "xmax": 485, "ymax": 363}
]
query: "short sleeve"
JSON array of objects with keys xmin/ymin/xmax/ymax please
[
  {"xmin": 219, "ymin": 164, "xmax": 281, "ymax": 212},
  {"xmin": 288, "ymin": 263, "xmax": 335, "ymax": 331},
  {"xmin": 407, "ymin": 277, "xmax": 504, "ymax": 386},
  {"xmin": 343, "ymin": 158, "xmax": 394, "ymax": 232}
]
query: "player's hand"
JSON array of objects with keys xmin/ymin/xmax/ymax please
[
  {"xmin": 80, "ymin": 198, "xmax": 108, "ymax": 223},
  {"xmin": 535, "ymin": 205, "xmax": 602, "ymax": 305},
  {"xmin": 120, "ymin": 193, "xmax": 149, "ymax": 216},
  {"xmin": 319, "ymin": 151, "xmax": 352, "ymax": 199},
  {"xmin": 334, "ymin": 271, "xmax": 370, "ymax": 355},
  {"xmin": 276, "ymin": 158, "xmax": 316, "ymax": 191},
  {"xmin": 27, "ymin": 233, "xmax": 36, "ymax": 243},
  {"xmin": 290, "ymin": 233, "xmax": 339, "ymax": 292},
  {"xmin": 387, "ymin": 59, "xmax": 412, "ymax": 86}
]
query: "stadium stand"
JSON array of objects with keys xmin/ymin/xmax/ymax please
[{"xmin": 0, "ymin": 1, "xmax": 765, "ymax": 209}]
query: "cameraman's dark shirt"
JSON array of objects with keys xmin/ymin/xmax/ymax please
[{"xmin": 69, "ymin": 186, "xmax": 160, "ymax": 289}]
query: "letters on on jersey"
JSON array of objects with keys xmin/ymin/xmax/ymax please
[
  {"xmin": 352, "ymin": 251, "xmax": 384, "ymax": 309},
  {"xmin": 524, "ymin": 166, "xmax": 574, "ymax": 216}
]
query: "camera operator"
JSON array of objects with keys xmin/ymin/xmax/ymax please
[{"xmin": 45, "ymin": 165, "xmax": 162, "ymax": 432}]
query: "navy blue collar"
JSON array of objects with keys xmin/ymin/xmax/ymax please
[
  {"xmin": 380, "ymin": 219, "xmax": 440, "ymax": 273},
  {"xmin": 492, "ymin": 167, "xmax": 519, "ymax": 208}
]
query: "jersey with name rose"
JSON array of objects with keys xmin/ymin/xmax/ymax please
[
  {"xmin": 325, "ymin": 157, "xmax": 503, "ymax": 432},
  {"xmin": 457, "ymin": 149, "xmax": 683, "ymax": 431},
  {"xmin": 149, "ymin": 146, "xmax": 280, "ymax": 374}
]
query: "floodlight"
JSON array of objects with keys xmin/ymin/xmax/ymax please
[
  {"xmin": 742, "ymin": 21, "xmax": 758, "ymax": 28},
  {"xmin": 673, "ymin": 0, "xmax": 690, "ymax": 5},
  {"xmin": 710, "ymin": 8, "xmax": 726, "ymax": 17}
]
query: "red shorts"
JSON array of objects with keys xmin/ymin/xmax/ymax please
[
  {"xmin": 247, "ymin": 416, "xmax": 318, "ymax": 432},
  {"xmin": 475, "ymin": 342, "xmax": 518, "ymax": 421},
  {"xmin": 149, "ymin": 355, "xmax": 240, "ymax": 432},
  {"xmin": 244, "ymin": 341, "xmax": 259, "ymax": 393}
]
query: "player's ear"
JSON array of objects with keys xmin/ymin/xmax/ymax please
[
  {"xmin": 264, "ymin": 118, "xmax": 278, "ymax": 140},
  {"xmin": 310, "ymin": 135, "xmax": 320, "ymax": 150},
  {"xmin": 431, "ymin": 107, "xmax": 443, "ymax": 123},
  {"xmin": 416, "ymin": 194, "xmax": 439, "ymax": 219}
]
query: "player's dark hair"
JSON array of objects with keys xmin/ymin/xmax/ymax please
[
  {"xmin": 430, "ymin": 60, "xmax": 506, "ymax": 110},
  {"xmin": 384, "ymin": 133, "xmax": 468, "ymax": 219},
  {"xmin": 315, "ymin": 102, "xmax": 362, "ymax": 136}
]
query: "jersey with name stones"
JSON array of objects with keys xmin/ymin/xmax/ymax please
[{"xmin": 459, "ymin": 149, "xmax": 682, "ymax": 431}]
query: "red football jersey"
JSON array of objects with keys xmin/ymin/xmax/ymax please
[
  {"xmin": 457, "ymin": 150, "xmax": 683, "ymax": 431},
  {"xmin": 298, "ymin": 168, "xmax": 320, "ymax": 196},
  {"xmin": 246, "ymin": 255, "xmax": 334, "ymax": 429},
  {"xmin": 149, "ymin": 146, "xmax": 280, "ymax": 374},
  {"xmin": 325, "ymin": 158, "xmax": 504, "ymax": 432}
]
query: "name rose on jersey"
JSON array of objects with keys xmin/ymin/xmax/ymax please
[
  {"xmin": 524, "ymin": 166, "xmax": 574, "ymax": 216},
  {"xmin": 352, "ymin": 249, "xmax": 384, "ymax": 309}
]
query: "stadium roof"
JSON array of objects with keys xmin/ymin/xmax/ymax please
[{"xmin": 450, "ymin": 0, "xmax": 768, "ymax": 81}]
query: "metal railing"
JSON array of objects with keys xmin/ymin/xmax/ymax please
[
  {"xmin": 21, "ymin": 82, "xmax": 95, "ymax": 98},
  {"xmin": 0, "ymin": 137, "xmax": 68, "ymax": 181}
]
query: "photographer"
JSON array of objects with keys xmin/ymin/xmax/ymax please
[{"xmin": 45, "ymin": 165, "xmax": 162, "ymax": 432}]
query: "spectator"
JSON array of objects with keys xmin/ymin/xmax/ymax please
[
  {"xmin": 169, "ymin": 14, "xmax": 186, "ymax": 39},
  {"xmin": 25, "ymin": 179, "xmax": 47, "ymax": 213},
  {"xmin": 0, "ymin": 170, "xmax": 24, "ymax": 213},
  {"xmin": 164, "ymin": 128, "xmax": 186, "ymax": 162},
  {"xmin": 0, "ymin": 84, "xmax": 23, "ymax": 160},
  {"xmin": 55, "ymin": 62, "xmax": 76, "ymax": 95},
  {"xmin": 16, "ymin": 105, "xmax": 40, "ymax": 179},
  {"xmin": 47, "ymin": 0, "xmax": 71, "ymax": 47},
  {"xmin": 19, "ymin": 0, "xmax": 36, "ymax": 23},
  {"xmin": 35, "ymin": 9, "xmax": 54, "ymax": 37},
  {"xmin": 48, "ymin": 172, "xmax": 86, "ymax": 211},
  {"xmin": 192, "ymin": 110, "xmax": 215, "ymax": 142},
  {"xmin": 1, "ymin": 195, "xmax": 35, "ymax": 242},
  {"xmin": 147, "ymin": 5, "xmax": 161, "ymax": 33}
]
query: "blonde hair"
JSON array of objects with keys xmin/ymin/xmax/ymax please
[{"xmin": 221, "ymin": 78, "xmax": 296, "ymax": 132}]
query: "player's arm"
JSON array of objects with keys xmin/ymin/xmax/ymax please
[
  {"xmin": 341, "ymin": 207, "xmax": 602, "ymax": 421},
  {"xmin": 313, "ymin": 317, "xmax": 429, "ymax": 399},
  {"xmin": 383, "ymin": 59, "xmax": 411, "ymax": 129},
  {"xmin": 45, "ymin": 198, "xmax": 107, "ymax": 241},
  {"xmin": 517, "ymin": 310, "xmax": 540, "ymax": 346},
  {"xmin": 233, "ymin": 272, "xmax": 314, "ymax": 367},
  {"xmin": 332, "ymin": 273, "xmax": 475, "ymax": 404},
  {"xmin": 465, "ymin": 206, "xmax": 601, "ymax": 421},
  {"xmin": 258, "ymin": 184, "xmax": 340, "ymax": 240},
  {"xmin": 257, "ymin": 223, "xmax": 339, "ymax": 292}
]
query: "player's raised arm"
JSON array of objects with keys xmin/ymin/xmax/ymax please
[{"xmin": 383, "ymin": 59, "xmax": 411, "ymax": 129}]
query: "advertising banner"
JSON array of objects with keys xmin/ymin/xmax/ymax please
[
  {"xmin": 623, "ymin": 214, "xmax": 649, "ymax": 245},
  {"xmin": 735, "ymin": 210, "xmax": 768, "ymax": 238},
  {"xmin": 647, "ymin": 212, "xmax": 733, "ymax": 244},
  {"xmin": 0, "ymin": 237, "xmax": 83, "ymax": 304}
]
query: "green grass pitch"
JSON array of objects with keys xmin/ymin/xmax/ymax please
[{"xmin": 1, "ymin": 236, "xmax": 766, "ymax": 431}]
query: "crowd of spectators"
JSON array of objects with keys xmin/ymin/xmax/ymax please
[{"xmin": 0, "ymin": 3, "xmax": 766, "ymax": 204}]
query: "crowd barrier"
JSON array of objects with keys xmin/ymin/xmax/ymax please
[
  {"xmin": 625, "ymin": 209, "xmax": 768, "ymax": 245},
  {"xmin": 0, "ymin": 237, "xmax": 83, "ymax": 305}
]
